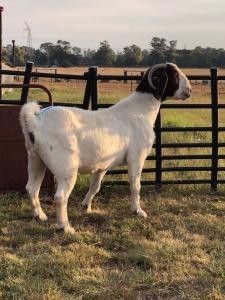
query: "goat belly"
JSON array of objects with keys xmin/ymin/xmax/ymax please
[
  {"xmin": 77, "ymin": 136, "xmax": 128, "ymax": 174},
  {"xmin": 78, "ymin": 148, "xmax": 127, "ymax": 174}
]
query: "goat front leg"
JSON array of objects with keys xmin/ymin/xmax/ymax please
[
  {"xmin": 26, "ymin": 150, "xmax": 48, "ymax": 221},
  {"xmin": 128, "ymin": 162, "xmax": 147, "ymax": 218},
  {"xmin": 81, "ymin": 170, "xmax": 107, "ymax": 212},
  {"xmin": 54, "ymin": 175, "xmax": 77, "ymax": 234}
]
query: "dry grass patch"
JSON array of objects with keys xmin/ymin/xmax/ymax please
[{"xmin": 0, "ymin": 186, "xmax": 224, "ymax": 299}]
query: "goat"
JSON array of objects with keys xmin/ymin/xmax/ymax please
[{"xmin": 20, "ymin": 63, "xmax": 191, "ymax": 234}]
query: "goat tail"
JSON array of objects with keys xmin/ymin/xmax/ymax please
[{"xmin": 20, "ymin": 101, "xmax": 41, "ymax": 136}]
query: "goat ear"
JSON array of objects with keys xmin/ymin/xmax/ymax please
[{"xmin": 152, "ymin": 70, "xmax": 168, "ymax": 101}]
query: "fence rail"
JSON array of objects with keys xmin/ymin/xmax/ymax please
[{"xmin": 0, "ymin": 62, "xmax": 225, "ymax": 191}]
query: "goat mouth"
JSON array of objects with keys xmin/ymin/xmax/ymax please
[{"xmin": 182, "ymin": 92, "xmax": 191, "ymax": 100}]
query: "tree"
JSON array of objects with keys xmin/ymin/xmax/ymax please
[
  {"xmin": 123, "ymin": 44, "xmax": 143, "ymax": 67},
  {"xmin": 176, "ymin": 49, "xmax": 192, "ymax": 67},
  {"xmin": 192, "ymin": 46, "xmax": 206, "ymax": 68},
  {"xmin": 34, "ymin": 49, "xmax": 49, "ymax": 66},
  {"xmin": 214, "ymin": 48, "xmax": 225, "ymax": 67},
  {"xmin": 82, "ymin": 48, "xmax": 95, "ymax": 66},
  {"xmin": 141, "ymin": 49, "xmax": 150, "ymax": 66},
  {"xmin": 150, "ymin": 37, "xmax": 167, "ymax": 64},
  {"xmin": 115, "ymin": 50, "xmax": 126, "ymax": 67},
  {"xmin": 166, "ymin": 40, "xmax": 178, "ymax": 63},
  {"xmin": 57, "ymin": 40, "xmax": 72, "ymax": 54},
  {"xmin": 93, "ymin": 41, "xmax": 116, "ymax": 67},
  {"xmin": 40, "ymin": 42, "xmax": 54, "ymax": 53},
  {"xmin": 72, "ymin": 47, "xmax": 82, "ymax": 66},
  {"xmin": 48, "ymin": 41, "xmax": 73, "ymax": 66},
  {"xmin": 39, "ymin": 42, "xmax": 54, "ymax": 66},
  {"xmin": 15, "ymin": 46, "xmax": 26, "ymax": 66},
  {"xmin": 2, "ymin": 44, "xmax": 12, "ymax": 64},
  {"xmin": 3, "ymin": 37, "xmax": 225, "ymax": 68}
]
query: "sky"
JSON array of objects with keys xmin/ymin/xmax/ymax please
[{"xmin": 1, "ymin": 0, "xmax": 225, "ymax": 52}]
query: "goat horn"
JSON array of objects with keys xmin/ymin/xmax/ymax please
[{"xmin": 148, "ymin": 63, "xmax": 168, "ymax": 89}]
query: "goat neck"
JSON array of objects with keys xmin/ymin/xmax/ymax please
[{"xmin": 113, "ymin": 92, "xmax": 161, "ymax": 128}]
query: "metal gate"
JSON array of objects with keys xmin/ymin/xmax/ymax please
[{"xmin": 0, "ymin": 62, "xmax": 225, "ymax": 191}]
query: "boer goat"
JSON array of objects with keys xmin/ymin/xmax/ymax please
[{"xmin": 20, "ymin": 63, "xmax": 191, "ymax": 234}]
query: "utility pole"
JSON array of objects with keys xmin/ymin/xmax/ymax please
[{"xmin": 12, "ymin": 39, "xmax": 15, "ymax": 67}]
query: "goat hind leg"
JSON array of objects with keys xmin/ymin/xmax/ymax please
[
  {"xmin": 26, "ymin": 151, "xmax": 48, "ymax": 221},
  {"xmin": 81, "ymin": 170, "xmax": 107, "ymax": 212}
]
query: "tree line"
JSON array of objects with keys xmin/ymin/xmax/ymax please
[{"xmin": 2, "ymin": 37, "xmax": 225, "ymax": 68}]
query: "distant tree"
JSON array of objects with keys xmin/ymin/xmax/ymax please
[
  {"xmin": 61, "ymin": 60, "xmax": 73, "ymax": 67},
  {"xmin": 57, "ymin": 40, "xmax": 72, "ymax": 53},
  {"xmin": 93, "ymin": 41, "xmax": 116, "ymax": 67},
  {"xmin": 39, "ymin": 42, "xmax": 54, "ymax": 66},
  {"xmin": 2, "ymin": 44, "xmax": 12, "ymax": 64},
  {"xmin": 166, "ymin": 40, "xmax": 178, "ymax": 63},
  {"xmin": 15, "ymin": 46, "xmax": 27, "ymax": 66},
  {"xmin": 176, "ymin": 49, "xmax": 192, "ymax": 67},
  {"xmin": 140, "ymin": 49, "xmax": 150, "ymax": 66},
  {"xmin": 72, "ymin": 47, "xmax": 82, "ymax": 56},
  {"xmin": 34, "ymin": 49, "xmax": 48, "ymax": 66},
  {"xmin": 40, "ymin": 42, "xmax": 54, "ymax": 53},
  {"xmin": 191, "ymin": 46, "xmax": 206, "ymax": 68},
  {"xmin": 48, "ymin": 41, "xmax": 73, "ymax": 66},
  {"xmin": 150, "ymin": 37, "xmax": 168, "ymax": 64},
  {"xmin": 72, "ymin": 47, "xmax": 83, "ymax": 66},
  {"xmin": 82, "ymin": 48, "xmax": 96, "ymax": 66},
  {"xmin": 151, "ymin": 37, "xmax": 167, "ymax": 52},
  {"xmin": 115, "ymin": 50, "xmax": 126, "ymax": 67},
  {"xmin": 3, "ymin": 37, "xmax": 225, "ymax": 68},
  {"xmin": 2, "ymin": 44, "xmax": 27, "ymax": 66},
  {"xmin": 214, "ymin": 48, "xmax": 225, "ymax": 67},
  {"xmin": 123, "ymin": 44, "xmax": 143, "ymax": 67}
]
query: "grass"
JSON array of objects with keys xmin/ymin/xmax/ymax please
[
  {"xmin": 3, "ymin": 83, "xmax": 86, "ymax": 105},
  {"xmin": 0, "ymin": 185, "xmax": 225, "ymax": 299}
]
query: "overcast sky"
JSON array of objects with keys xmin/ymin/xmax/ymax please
[{"xmin": 1, "ymin": 0, "xmax": 224, "ymax": 52}]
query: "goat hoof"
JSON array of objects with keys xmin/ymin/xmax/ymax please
[
  {"xmin": 134, "ymin": 209, "xmax": 147, "ymax": 218},
  {"xmin": 80, "ymin": 204, "xmax": 92, "ymax": 213},
  {"xmin": 34, "ymin": 213, "xmax": 48, "ymax": 222},
  {"xmin": 55, "ymin": 227, "xmax": 64, "ymax": 233},
  {"xmin": 56, "ymin": 224, "xmax": 75, "ymax": 235},
  {"xmin": 63, "ymin": 224, "xmax": 75, "ymax": 234}
]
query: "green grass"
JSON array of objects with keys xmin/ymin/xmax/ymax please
[
  {"xmin": 0, "ymin": 186, "xmax": 225, "ymax": 299},
  {"xmin": 2, "ymin": 85, "xmax": 85, "ymax": 104}
]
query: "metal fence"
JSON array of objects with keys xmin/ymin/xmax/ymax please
[{"xmin": 0, "ymin": 62, "xmax": 225, "ymax": 191}]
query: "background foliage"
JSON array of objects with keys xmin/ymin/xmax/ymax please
[{"xmin": 3, "ymin": 37, "xmax": 225, "ymax": 68}]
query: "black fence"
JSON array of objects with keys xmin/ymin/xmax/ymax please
[{"xmin": 0, "ymin": 62, "xmax": 225, "ymax": 191}]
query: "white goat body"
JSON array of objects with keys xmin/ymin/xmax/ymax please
[
  {"xmin": 21, "ymin": 93, "xmax": 159, "ymax": 175},
  {"xmin": 20, "ymin": 63, "xmax": 191, "ymax": 234}
]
